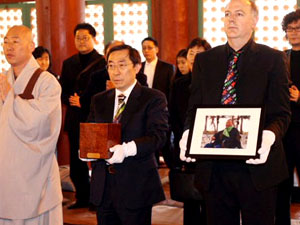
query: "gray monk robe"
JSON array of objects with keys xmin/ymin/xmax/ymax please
[{"xmin": 0, "ymin": 57, "xmax": 63, "ymax": 224}]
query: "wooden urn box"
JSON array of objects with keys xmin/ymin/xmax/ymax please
[{"xmin": 79, "ymin": 123, "xmax": 121, "ymax": 159}]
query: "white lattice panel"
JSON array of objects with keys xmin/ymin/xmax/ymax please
[
  {"xmin": 203, "ymin": 0, "xmax": 228, "ymax": 47},
  {"xmin": 30, "ymin": 8, "xmax": 38, "ymax": 47},
  {"xmin": 255, "ymin": 0, "xmax": 297, "ymax": 50},
  {"xmin": 85, "ymin": 4, "xmax": 105, "ymax": 54},
  {"xmin": 0, "ymin": 8, "xmax": 22, "ymax": 71},
  {"xmin": 113, "ymin": 2, "xmax": 148, "ymax": 58}
]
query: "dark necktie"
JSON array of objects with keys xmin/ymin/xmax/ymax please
[
  {"xmin": 113, "ymin": 94, "xmax": 126, "ymax": 123},
  {"xmin": 221, "ymin": 51, "xmax": 242, "ymax": 105}
]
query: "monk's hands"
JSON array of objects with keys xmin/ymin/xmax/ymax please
[
  {"xmin": 69, "ymin": 93, "xmax": 81, "ymax": 107},
  {"xmin": 179, "ymin": 129, "xmax": 196, "ymax": 163},
  {"xmin": 0, "ymin": 73, "xmax": 11, "ymax": 101},
  {"xmin": 246, "ymin": 130, "xmax": 275, "ymax": 165}
]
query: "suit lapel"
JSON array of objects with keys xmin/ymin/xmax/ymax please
[
  {"xmin": 119, "ymin": 83, "xmax": 141, "ymax": 129},
  {"xmin": 103, "ymin": 90, "xmax": 115, "ymax": 123}
]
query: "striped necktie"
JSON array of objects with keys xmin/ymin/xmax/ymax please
[
  {"xmin": 113, "ymin": 94, "xmax": 126, "ymax": 123},
  {"xmin": 221, "ymin": 51, "xmax": 242, "ymax": 105}
]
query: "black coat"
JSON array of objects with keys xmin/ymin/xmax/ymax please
[
  {"xmin": 140, "ymin": 59, "xmax": 175, "ymax": 101},
  {"xmin": 88, "ymin": 83, "xmax": 168, "ymax": 209},
  {"xmin": 60, "ymin": 50, "xmax": 106, "ymax": 131},
  {"xmin": 186, "ymin": 41, "xmax": 291, "ymax": 191}
]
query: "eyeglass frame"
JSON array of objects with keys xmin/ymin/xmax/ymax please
[
  {"xmin": 106, "ymin": 62, "xmax": 134, "ymax": 71},
  {"xmin": 286, "ymin": 26, "xmax": 300, "ymax": 33}
]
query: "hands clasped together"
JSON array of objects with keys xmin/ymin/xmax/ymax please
[{"xmin": 0, "ymin": 73, "xmax": 11, "ymax": 102}]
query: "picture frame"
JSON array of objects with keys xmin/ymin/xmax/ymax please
[{"xmin": 186, "ymin": 105, "xmax": 264, "ymax": 160}]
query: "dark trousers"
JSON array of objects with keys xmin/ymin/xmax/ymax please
[
  {"xmin": 96, "ymin": 173, "xmax": 152, "ymax": 225},
  {"xmin": 68, "ymin": 129, "xmax": 90, "ymax": 203},
  {"xmin": 203, "ymin": 164, "xmax": 277, "ymax": 225},
  {"xmin": 276, "ymin": 123, "xmax": 300, "ymax": 225},
  {"xmin": 184, "ymin": 200, "xmax": 207, "ymax": 225}
]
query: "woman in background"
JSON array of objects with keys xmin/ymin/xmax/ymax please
[
  {"xmin": 33, "ymin": 46, "xmax": 59, "ymax": 79},
  {"xmin": 169, "ymin": 37, "xmax": 211, "ymax": 225},
  {"xmin": 174, "ymin": 49, "xmax": 190, "ymax": 80}
]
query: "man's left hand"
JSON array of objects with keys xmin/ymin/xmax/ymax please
[
  {"xmin": 69, "ymin": 93, "xmax": 81, "ymax": 107},
  {"xmin": 106, "ymin": 141, "xmax": 137, "ymax": 164},
  {"xmin": 246, "ymin": 130, "xmax": 275, "ymax": 165},
  {"xmin": 289, "ymin": 85, "xmax": 299, "ymax": 102}
]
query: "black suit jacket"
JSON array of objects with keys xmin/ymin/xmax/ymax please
[
  {"xmin": 88, "ymin": 83, "xmax": 168, "ymax": 209},
  {"xmin": 60, "ymin": 50, "xmax": 106, "ymax": 131},
  {"xmin": 186, "ymin": 41, "xmax": 291, "ymax": 191},
  {"xmin": 140, "ymin": 59, "xmax": 175, "ymax": 101}
]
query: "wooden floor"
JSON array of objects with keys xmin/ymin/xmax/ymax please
[{"xmin": 62, "ymin": 167, "xmax": 300, "ymax": 225}]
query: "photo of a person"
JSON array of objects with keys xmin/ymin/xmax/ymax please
[{"xmin": 202, "ymin": 116, "xmax": 248, "ymax": 149}]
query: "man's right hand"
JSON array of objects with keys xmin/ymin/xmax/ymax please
[{"xmin": 179, "ymin": 129, "xmax": 196, "ymax": 162}]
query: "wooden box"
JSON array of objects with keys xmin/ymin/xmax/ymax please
[{"xmin": 79, "ymin": 123, "xmax": 121, "ymax": 159}]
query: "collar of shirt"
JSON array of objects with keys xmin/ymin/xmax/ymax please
[
  {"xmin": 226, "ymin": 38, "xmax": 253, "ymax": 59},
  {"xmin": 115, "ymin": 79, "xmax": 137, "ymax": 105},
  {"xmin": 145, "ymin": 56, "xmax": 158, "ymax": 68}
]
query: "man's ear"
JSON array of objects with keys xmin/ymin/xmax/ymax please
[{"xmin": 134, "ymin": 63, "xmax": 142, "ymax": 74}]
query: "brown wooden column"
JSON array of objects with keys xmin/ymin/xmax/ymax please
[
  {"xmin": 36, "ymin": 0, "xmax": 85, "ymax": 165},
  {"xmin": 151, "ymin": 0, "xmax": 199, "ymax": 64}
]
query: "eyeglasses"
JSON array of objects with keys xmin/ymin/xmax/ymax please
[
  {"xmin": 286, "ymin": 26, "xmax": 300, "ymax": 33},
  {"xmin": 75, "ymin": 36, "xmax": 91, "ymax": 42},
  {"xmin": 107, "ymin": 62, "xmax": 133, "ymax": 71}
]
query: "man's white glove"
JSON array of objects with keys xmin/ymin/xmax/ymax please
[
  {"xmin": 106, "ymin": 141, "xmax": 137, "ymax": 164},
  {"xmin": 246, "ymin": 130, "xmax": 275, "ymax": 165},
  {"xmin": 179, "ymin": 129, "xmax": 196, "ymax": 162}
]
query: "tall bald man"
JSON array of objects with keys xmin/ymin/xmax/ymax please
[{"xmin": 0, "ymin": 26, "xmax": 62, "ymax": 224}]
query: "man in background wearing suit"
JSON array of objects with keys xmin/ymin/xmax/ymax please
[
  {"xmin": 60, "ymin": 23, "xmax": 106, "ymax": 209},
  {"xmin": 180, "ymin": 0, "xmax": 290, "ymax": 224},
  {"xmin": 140, "ymin": 36, "xmax": 175, "ymax": 166},
  {"xmin": 88, "ymin": 45, "xmax": 168, "ymax": 225},
  {"xmin": 276, "ymin": 9, "xmax": 300, "ymax": 225}
]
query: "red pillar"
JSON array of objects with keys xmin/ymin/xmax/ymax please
[
  {"xmin": 152, "ymin": 0, "xmax": 198, "ymax": 64},
  {"xmin": 36, "ymin": 0, "xmax": 85, "ymax": 165}
]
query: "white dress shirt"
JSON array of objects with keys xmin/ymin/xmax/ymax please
[{"xmin": 144, "ymin": 57, "xmax": 158, "ymax": 88}]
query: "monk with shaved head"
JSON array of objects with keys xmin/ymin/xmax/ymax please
[
  {"xmin": 180, "ymin": 0, "xmax": 290, "ymax": 224},
  {"xmin": 0, "ymin": 25, "xmax": 63, "ymax": 224}
]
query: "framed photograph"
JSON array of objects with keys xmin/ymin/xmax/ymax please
[{"xmin": 186, "ymin": 105, "xmax": 264, "ymax": 160}]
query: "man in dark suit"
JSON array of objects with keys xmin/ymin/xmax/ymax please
[
  {"xmin": 140, "ymin": 36, "xmax": 174, "ymax": 100},
  {"xmin": 140, "ymin": 37, "xmax": 175, "ymax": 166},
  {"xmin": 276, "ymin": 9, "xmax": 300, "ymax": 225},
  {"xmin": 180, "ymin": 0, "xmax": 290, "ymax": 225},
  {"xmin": 88, "ymin": 45, "xmax": 168, "ymax": 225},
  {"xmin": 60, "ymin": 23, "xmax": 106, "ymax": 209}
]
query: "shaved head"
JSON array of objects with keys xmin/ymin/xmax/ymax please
[{"xmin": 3, "ymin": 25, "xmax": 35, "ymax": 75}]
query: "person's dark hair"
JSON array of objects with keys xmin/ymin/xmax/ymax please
[
  {"xmin": 282, "ymin": 9, "xmax": 300, "ymax": 32},
  {"xmin": 187, "ymin": 37, "xmax": 212, "ymax": 51},
  {"xmin": 107, "ymin": 45, "xmax": 141, "ymax": 66},
  {"xmin": 73, "ymin": 23, "xmax": 96, "ymax": 37},
  {"xmin": 32, "ymin": 46, "xmax": 52, "ymax": 71},
  {"xmin": 176, "ymin": 49, "xmax": 188, "ymax": 59},
  {"xmin": 174, "ymin": 49, "xmax": 189, "ymax": 79},
  {"xmin": 141, "ymin": 37, "xmax": 158, "ymax": 47}
]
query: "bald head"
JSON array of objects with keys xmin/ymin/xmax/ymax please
[{"xmin": 3, "ymin": 25, "xmax": 35, "ymax": 75}]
